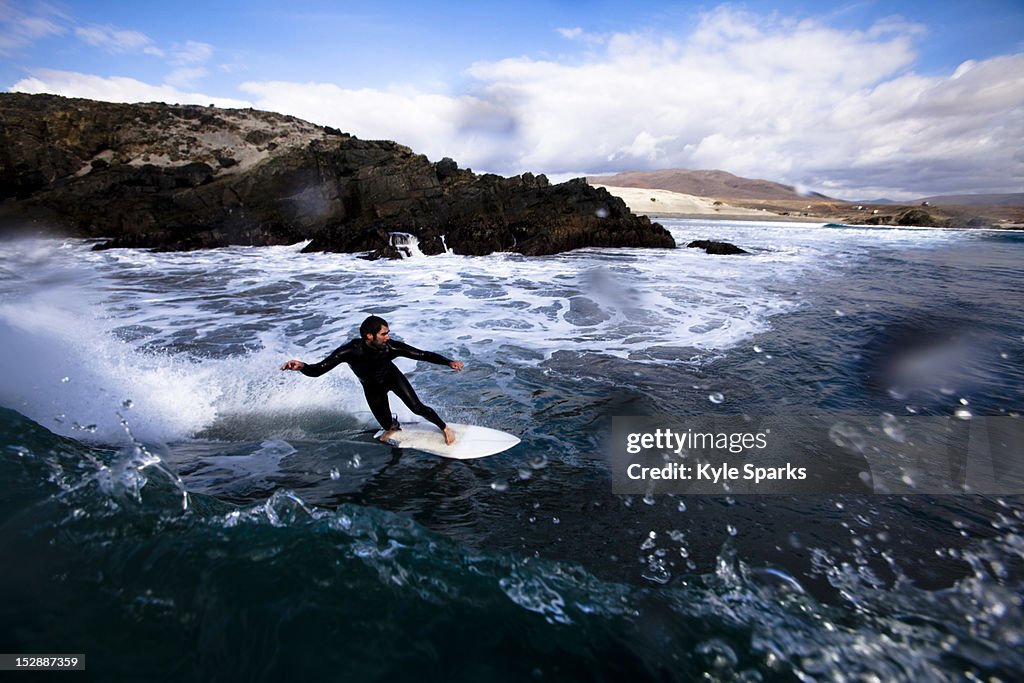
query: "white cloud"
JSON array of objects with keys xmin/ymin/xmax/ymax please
[
  {"xmin": 170, "ymin": 40, "xmax": 214, "ymax": 66},
  {"xmin": 238, "ymin": 80, "xmax": 504, "ymax": 164},
  {"xmin": 70, "ymin": 26, "xmax": 216, "ymax": 90},
  {"xmin": 0, "ymin": 1, "xmax": 68, "ymax": 54},
  {"xmin": 166, "ymin": 66, "xmax": 209, "ymax": 89},
  {"xmin": 444, "ymin": 6, "xmax": 1020, "ymax": 197},
  {"xmin": 75, "ymin": 24, "xmax": 163, "ymax": 56},
  {"xmin": 11, "ymin": 69, "xmax": 252, "ymax": 108}
]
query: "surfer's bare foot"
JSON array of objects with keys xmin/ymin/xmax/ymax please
[
  {"xmin": 443, "ymin": 426, "xmax": 456, "ymax": 445},
  {"xmin": 379, "ymin": 429, "xmax": 399, "ymax": 443}
]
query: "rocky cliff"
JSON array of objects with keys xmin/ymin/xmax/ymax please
[{"xmin": 0, "ymin": 93, "xmax": 674, "ymax": 256}]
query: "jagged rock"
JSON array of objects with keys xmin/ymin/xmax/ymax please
[
  {"xmin": 895, "ymin": 208, "xmax": 937, "ymax": 227},
  {"xmin": 686, "ymin": 240, "xmax": 749, "ymax": 255},
  {"xmin": 434, "ymin": 157, "xmax": 459, "ymax": 180},
  {"xmin": 0, "ymin": 93, "xmax": 675, "ymax": 256},
  {"xmin": 863, "ymin": 208, "xmax": 950, "ymax": 228}
]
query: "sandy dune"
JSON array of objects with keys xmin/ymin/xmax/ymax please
[{"xmin": 593, "ymin": 184, "xmax": 776, "ymax": 218}]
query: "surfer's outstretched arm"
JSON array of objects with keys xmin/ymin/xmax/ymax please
[
  {"xmin": 390, "ymin": 340, "xmax": 463, "ymax": 370},
  {"xmin": 280, "ymin": 345, "xmax": 355, "ymax": 377}
]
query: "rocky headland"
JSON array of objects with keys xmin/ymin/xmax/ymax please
[{"xmin": 0, "ymin": 93, "xmax": 674, "ymax": 256}]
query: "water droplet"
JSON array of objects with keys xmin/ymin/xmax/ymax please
[
  {"xmin": 329, "ymin": 468, "xmax": 340, "ymax": 480},
  {"xmin": 121, "ymin": 399, "xmax": 134, "ymax": 409},
  {"xmin": 60, "ymin": 377, "xmax": 70, "ymax": 383},
  {"xmin": 727, "ymin": 524, "xmax": 738, "ymax": 536},
  {"xmin": 490, "ymin": 480, "xmax": 509, "ymax": 492},
  {"xmin": 881, "ymin": 413, "xmax": 906, "ymax": 443},
  {"xmin": 708, "ymin": 392, "xmax": 725, "ymax": 404},
  {"xmin": 753, "ymin": 345, "xmax": 763, "ymax": 353},
  {"xmin": 954, "ymin": 407, "xmax": 972, "ymax": 420},
  {"xmin": 887, "ymin": 386, "xmax": 909, "ymax": 400},
  {"xmin": 643, "ymin": 493, "xmax": 656, "ymax": 506},
  {"xmin": 677, "ymin": 501, "xmax": 687, "ymax": 512},
  {"xmin": 959, "ymin": 397, "xmax": 969, "ymax": 406},
  {"xmin": 552, "ymin": 517, "xmax": 560, "ymax": 525},
  {"xmin": 642, "ymin": 557, "xmax": 671, "ymax": 584},
  {"xmin": 528, "ymin": 454, "xmax": 548, "ymax": 470},
  {"xmin": 696, "ymin": 639, "xmax": 739, "ymax": 670},
  {"xmin": 829, "ymin": 422, "xmax": 866, "ymax": 452}
]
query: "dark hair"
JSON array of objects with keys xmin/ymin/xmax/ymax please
[{"xmin": 360, "ymin": 315, "xmax": 389, "ymax": 338}]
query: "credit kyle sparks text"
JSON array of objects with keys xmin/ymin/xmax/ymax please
[{"xmin": 626, "ymin": 461, "xmax": 806, "ymax": 483}]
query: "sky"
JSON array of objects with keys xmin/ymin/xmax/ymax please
[{"xmin": 2, "ymin": 0, "xmax": 1023, "ymax": 200}]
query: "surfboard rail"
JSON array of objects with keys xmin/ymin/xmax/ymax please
[{"xmin": 373, "ymin": 422, "xmax": 519, "ymax": 459}]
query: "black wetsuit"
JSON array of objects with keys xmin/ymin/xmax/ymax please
[{"xmin": 301, "ymin": 338, "xmax": 452, "ymax": 432}]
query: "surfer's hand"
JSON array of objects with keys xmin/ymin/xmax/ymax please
[
  {"xmin": 450, "ymin": 360, "xmax": 464, "ymax": 371},
  {"xmin": 280, "ymin": 360, "xmax": 306, "ymax": 371}
]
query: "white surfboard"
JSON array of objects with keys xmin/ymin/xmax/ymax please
[{"xmin": 373, "ymin": 422, "xmax": 520, "ymax": 459}]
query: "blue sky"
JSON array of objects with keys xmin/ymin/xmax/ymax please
[{"xmin": 3, "ymin": 0, "xmax": 1023, "ymax": 199}]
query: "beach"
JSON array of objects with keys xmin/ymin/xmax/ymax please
[{"xmin": 593, "ymin": 184, "xmax": 821, "ymax": 222}]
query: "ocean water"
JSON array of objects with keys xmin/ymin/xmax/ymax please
[{"xmin": 1, "ymin": 220, "xmax": 1022, "ymax": 681}]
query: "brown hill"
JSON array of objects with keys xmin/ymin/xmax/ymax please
[
  {"xmin": 587, "ymin": 169, "xmax": 831, "ymax": 201},
  {"xmin": 589, "ymin": 169, "xmax": 1024, "ymax": 228}
]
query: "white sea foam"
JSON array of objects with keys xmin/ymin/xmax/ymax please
[{"xmin": 0, "ymin": 223, "xmax": 975, "ymax": 444}]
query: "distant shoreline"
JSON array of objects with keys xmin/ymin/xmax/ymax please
[
  {"xmin": 642, "ymin": 212, "xmax": 825, "ymax": 223},
  {"xmin": 647, "ymin": 214, "xmax": 1024, "ymax": 230},
  {"xmin": 595, "ymin": 184, "xmax": 1024, "ymax": 230}
]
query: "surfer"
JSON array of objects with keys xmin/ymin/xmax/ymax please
[{"xmin": 281, "ymin": 315, "xmax": 464, "ymax": 444}]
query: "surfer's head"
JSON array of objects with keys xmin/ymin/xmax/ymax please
[{"xmin": 361, "ymin": 315, "xmax": 390, "ymax": 349}]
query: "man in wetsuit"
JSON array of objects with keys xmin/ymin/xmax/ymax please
[{"xmin": 280, "ymin": 315, "xmax": 464, "ymax": 444}]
